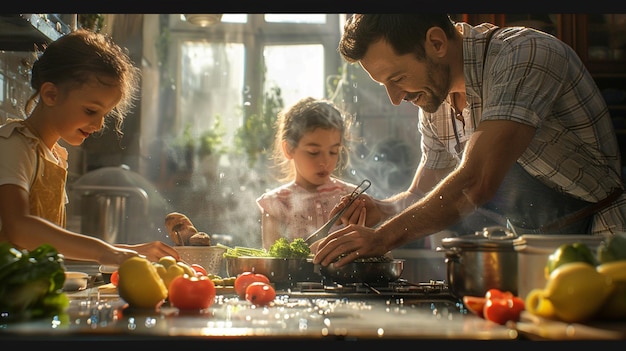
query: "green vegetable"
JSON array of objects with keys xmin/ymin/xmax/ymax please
[
  {"xmin": 223, "ymin": 246, "xmax": 269, "ymax": 258},
  {"xmin": 545, "ymin": 242, "xmax": 597, "ymax": 276},
  {"xmin": 0, "ymin": 242, "xmax": 69, "ymax": 322},
  {"xmin": 222, "ymin": 238, "xmax": 311, "ymax": 259},
  {"xmin": 269, "ymin": 238, "xmax": 311, "ymax": 259},
  {"xmin": 598, "ymin": 235, "xmax": 626, "ymax": 264}
]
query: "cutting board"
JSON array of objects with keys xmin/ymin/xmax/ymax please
[{"xmin": 515, "ymin": 311, "xmax": 626, "ymax": 340}]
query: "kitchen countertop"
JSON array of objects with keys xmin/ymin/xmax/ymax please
[
  {"xmin": 1, "ymin": 286, "xmax": 516, "ymax": 338},
  {"xmin": 3, "ymin": 264, "xmax": 626, "ymax": 349}
]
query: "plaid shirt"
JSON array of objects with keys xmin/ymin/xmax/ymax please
[{"xmin": 419, "ymin": 22, "xmax": 626, "ymax": 235}]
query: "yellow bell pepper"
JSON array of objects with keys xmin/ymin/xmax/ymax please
[{"xmin": 117, "ymin": 256, "xmax": 168, "ymax": 310}]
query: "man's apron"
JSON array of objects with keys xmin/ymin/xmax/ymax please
[{"xmin": 449, "ymin": 162, "xmax": 621, "ymax": 235}]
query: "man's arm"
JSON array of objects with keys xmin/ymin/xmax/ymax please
[{"xmin": 376, "ymin": 119, "xmax": 536, "ymax": 249}]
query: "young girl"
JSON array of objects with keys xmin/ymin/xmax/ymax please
[
  {"xmin": 0, "ymin": 29, "xmax": 179, "ymax": 266},
  {"xmin": 256, "ymin": 97, "xmax": 367, "ymax": 250}
]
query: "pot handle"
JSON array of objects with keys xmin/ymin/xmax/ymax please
[
  {"xmin": 479, "ymin": 225, "xmax": 517, "ymax": 240},
  {"xmin": 435, "ymin": 246, "xmax": 461, "ymax": 257}
]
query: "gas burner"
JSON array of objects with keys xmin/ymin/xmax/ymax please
[
  {"xmin": 323, "ymin": 284, "xmax": 362, "ymax": 293},
  {"xmin": 296, "ymin": 281, "xmax": 324, "ymax": 291},
  {"xmin": 390, "ymin": 279, "xmax": 448, "ymax": 293},
  {"xmin": 288, "ymin": 279, "xmax": 455, "ymax": 302}
]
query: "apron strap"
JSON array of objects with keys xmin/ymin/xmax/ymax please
[{"xmin": 539, "ymin": 188, "xmax": 624, "ymax": 232}]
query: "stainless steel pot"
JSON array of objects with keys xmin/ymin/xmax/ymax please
[
  {"xmin": 437, "ymin": 226, "xmax": 518, "ymax": 298},
  {"xmin": 318, "ymin": 259, "xmax": 405, "ymax": 286},
  {"xmin": 225, "ymin": 257, "xmax": 319, "ymax": 283}
]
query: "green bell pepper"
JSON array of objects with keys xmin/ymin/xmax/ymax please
[
  {"xmin": 545, "ymin": 242, "xmax": 597, "ymax": 276},
  {"xmin": 598, "ymin": 235, "xmax": 626, "ymax": 264}
]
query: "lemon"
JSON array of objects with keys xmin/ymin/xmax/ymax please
[
  {"xmin": 153, "ymin": 262, "xmax": 185, "ymax": 290},
  {"xmin": 118, "ymin": 257, "xmax": 168, "ymax": 310},
  {"xmin": 538, "ymin": 262, "xmax": 613, "ymax": 323},
  {"xmin": 597, "ymin": 260, "xmax": 626, "ymax": 319},
  {"xmin": 158, "ymin": 255, "xmax": 177, "ymax": 268}
]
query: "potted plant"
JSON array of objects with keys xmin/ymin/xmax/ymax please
[
  {"xmin": 234, "ymin": 86, "xmax": 284, "ymax": 169},
  {"xmin": 198, "ymin": 114, "xmax": 227, "ymax": 159}
]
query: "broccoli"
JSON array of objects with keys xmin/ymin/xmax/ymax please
[
  {"xmin": 268, "ymin": 237, "xmax": 311, "ymax": 259},
  {"xmin": 268, "ymin": 237, "xmax": 292, "ymax": 258},
  {"xmin": 289, "ymin": 238, "xmax": 311, "ymax": 259}
]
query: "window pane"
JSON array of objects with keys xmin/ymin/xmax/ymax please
[
  {"xmin": 264, "ymin": 14, "xmax": 326, "ymax": 24},
  {"xmin": 221, "ymin": 14, "xmax": 247, "ymax": 23},
  {"xmin": 263, "ymin": 44, "xmax": 324, "ymax": 106},
  {"xmin": 180, "ymin": 42, "xmax": 245, "ymax": 141}
]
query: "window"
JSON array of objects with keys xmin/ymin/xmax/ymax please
[
  {"xmin": 171, "ymin": 14, "xmax": 340, "ymax": 149},
  {"xmin": 263, "ymin": 44, "xmax": 325, "ymax": 105}
]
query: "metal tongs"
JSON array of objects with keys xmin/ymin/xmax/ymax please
[{"xmin": 304, "ymin": 179, "xmax": 371, "ymax": 245}]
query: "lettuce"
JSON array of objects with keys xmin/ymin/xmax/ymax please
[{"xmin": 0, "ymin": 242, "xmax": 69, "ymax": 322}]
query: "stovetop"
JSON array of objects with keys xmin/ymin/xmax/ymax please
[{"xmin": 284, "ymin": 279, "xmax": 457, "ymax": 303}]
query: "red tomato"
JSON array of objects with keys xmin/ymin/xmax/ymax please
[
  {"xmin": 484, "ymin": 288, "xmax": 513, "ymax": 300},
  {"xmin": 234, "ymin": 272, "xmax": 270, "ymax": 299},
  {"xmin": 245, "ymin": 282, "xmax": 276, "ymax": 306},
  {"xmin": 462, "ymin": 295, "xmax": 487, "ymax": 318},
  {"xmin": 482, "ymin": 294, "xmax": 525, "ymax": 325},
  {"xmin": 110, "ymin": 270, "xmax": 119, "ymax": 286},
  {"xmin": 168, "ymin": 275, "xmax": 216, "ymax": 310},
  {"xmin": 191, "ymin": 264, "xmax": 207, "ymax": 276},
  {"xmin": 509, "ymin": 296, "xmax": 526, "ymax": 316}
]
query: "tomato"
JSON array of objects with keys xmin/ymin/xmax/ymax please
[
  {"xmin": 484, "ymin": 288, "xmax": 513, "ymax": 300},
  {"xmin": 245, "ymin": 282, "xmax": 276, "ymax": 306},
  {"xmin": 462, "ymin": 295, "xmax": 487, "ymax": 318},
  {"xmin": 110, "ymin": 270, "xmax": 119, "ymax": 286},
  {"xmin": 168, "ymin": 274, "xmax": 216, "ymax": 310},
  {"xmin": 191, "ymin": 264, "xmax": 207, "ymax": 276},
  {"xmin": 234, "ymin": 272, "xmax": 270, "ymax": 299},
  {"xmin": 482, "ymin": 289, "xmax": 525, "ymax": 325}
]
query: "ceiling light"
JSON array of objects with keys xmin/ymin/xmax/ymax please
[{"xmin": 184, "ymin": 14, "xmax": 223, "ymax": 27}]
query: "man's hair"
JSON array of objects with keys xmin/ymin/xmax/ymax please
[{"xmin": 339, "ymin": 14, "xmax": 457, "ymax": 63}]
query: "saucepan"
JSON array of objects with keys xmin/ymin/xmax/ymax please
[
  {"xmin": 317, "ymin": 257, "xmax": 405, "ymax": 286},
  {"xmin": 437, "ymin": 226, "xmax": 518, "ymax": 298}
]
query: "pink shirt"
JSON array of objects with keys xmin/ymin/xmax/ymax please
[{"xmin": 256, "ymin": 178, "xmax": 357, "ymax": 240}]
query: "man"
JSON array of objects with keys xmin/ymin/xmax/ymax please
[{"xmin": 313, "ymin": 14, "xmax": 626, "ymax": 267}]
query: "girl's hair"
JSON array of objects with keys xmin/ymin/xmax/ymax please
[
  {"xmin": 25, "ymin": 28, "xmax": 141, "ymax": 137},
  {"xmin": 272, "ymin": 97, "xmax": 352, "ymax": 182}
]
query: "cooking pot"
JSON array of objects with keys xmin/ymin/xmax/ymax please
[
  {"xmin": 438, "ymin": 226, "xmax": 518, "ymax": 298},
  {"xmin": 317, "ymin": 258, "xmax": 405, "ymax": 286},
  {"xmin": 225, "ymin": 257, "xmax": 319, "ymax": 284}
]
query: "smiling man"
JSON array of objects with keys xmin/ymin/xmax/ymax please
[{"xmin": 313, "ymin": 14, "xmax": 626, "ymax": 267}]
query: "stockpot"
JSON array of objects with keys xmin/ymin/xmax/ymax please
[{"xmin": 437, "ymin": 226, "xmax": 518, "ymax": 298}]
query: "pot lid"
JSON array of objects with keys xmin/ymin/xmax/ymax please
[
  {"xmin": 441, "ymin": 226, "xmax": 518, "ymax": 251},
  {"xmin": 71, "ymin": 164, "xmax": 171, "ymax": 210},
  {"xmin": 512, "ymin": 234, "xmax": 605, "ymax": 247}
]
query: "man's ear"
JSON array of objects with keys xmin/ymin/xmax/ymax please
[
  {"xmin": 39, "ymin": 82, "xmax": 58, "ymax": 106},
  {"xmin": 425, "ymin": 27, "xmax": 448, "ymax": 58}
]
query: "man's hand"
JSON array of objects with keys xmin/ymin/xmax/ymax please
[{"xmin": 313, "ymin": 206, "xmax": 387, "ymax": 267}]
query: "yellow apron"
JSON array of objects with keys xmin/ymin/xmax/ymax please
[{"xmin": 22, "ymin": 122, "xmax": 68, "ymax": 227}]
